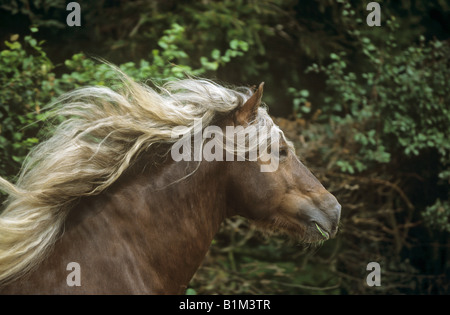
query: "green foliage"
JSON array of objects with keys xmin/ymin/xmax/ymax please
[
  {"xmin": 423, "ymin": 199, "xmax": 450, "ymax": 233},
  {"xmin": 60, "ymin": 23, "xmax": 249, "ymax": 85},
  {"xmin": 288, "ymin": 88, "xmax": 311, "ymax": 116},
  {"xmin": 303, "ymin": 17, "xmax": 449, "ymax": 179},
  {"xmin": 0, "ymin": 29, "xmax": 53, "ymax": 179},
  {"xmin": 300, "ymin": 16, "xmax": 450, "ymax": 234}
]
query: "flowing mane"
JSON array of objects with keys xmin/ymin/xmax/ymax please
[{"xmin": 0, "ymin": 68, "xmax": 263, "ymax": 285}]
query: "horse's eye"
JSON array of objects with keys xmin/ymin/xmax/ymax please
[{"xmin": 279, "ymin": 148, "xmax": 288, "ymax": 158}]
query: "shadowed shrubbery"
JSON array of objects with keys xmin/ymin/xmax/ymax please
[{"xmin": 1, "ymin": 0, "xmax": 449, "ymax": 294}]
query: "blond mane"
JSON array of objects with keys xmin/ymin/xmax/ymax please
[{"xmin": 0, "ymin": 66, "xmax": 262, "ymax": 285}]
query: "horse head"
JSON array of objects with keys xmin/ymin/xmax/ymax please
[{"xmin": 223, "ymin": 83, "xmax": 341, "ymax": 242}]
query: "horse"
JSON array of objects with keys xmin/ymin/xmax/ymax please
[{"xmin": 0, "ymin": 69, "xmax": 341, "ymax": 294}]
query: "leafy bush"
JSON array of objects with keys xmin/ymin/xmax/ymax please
[
  {"xmin": 292, "ymin": 17, "xmax": 449, "ymax": 234},
  {"xmin": 423, "ymin": 199, "xmax": 450, "ymax": 233},
  {"xmin": 302, "ymin": 26, "xmax": 449, "ymax": 174},
  {"xmin": 0, "ymin": 27, "xmax": 53, "ymax": 179}
]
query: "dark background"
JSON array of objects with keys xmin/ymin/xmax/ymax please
[{"xmin": 0, "ymin": 0, "xmax": 449, "ymax": 294}]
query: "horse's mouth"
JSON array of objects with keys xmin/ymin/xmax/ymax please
[
  {"xmin": 294, "ymin": 216, "xmax": 335, "ymax": 243},
  {"xmin": 294, "ymin": 219, "xmax": 333, "ymax": 243},
  {"xmin": 255, "ymin": 214, "xmax": 335, "ymax": 243},
  {"xmin": 313, "ymin": 222, "xmax": 330, "ymax": 240},
  {"xmin": 294, "ymin": 209, "xmax": 338, "ymax": 242}
]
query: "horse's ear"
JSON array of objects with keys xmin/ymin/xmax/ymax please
[{"xmin": 236, "ymin": 82, "xmax": 264, "ymax": 123}]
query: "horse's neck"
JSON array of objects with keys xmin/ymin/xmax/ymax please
[{"xmin": 67, "ymin": 159, "xmax": 228, "ymax": 294}]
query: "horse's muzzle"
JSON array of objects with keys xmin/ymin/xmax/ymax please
[
  {"xmin": 296, "ymin": 192, "xmax": 341, "ymax": 240},
  {"xmin": 314, "ymin": 197, "xmax": 341, "ymax": 239}
]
